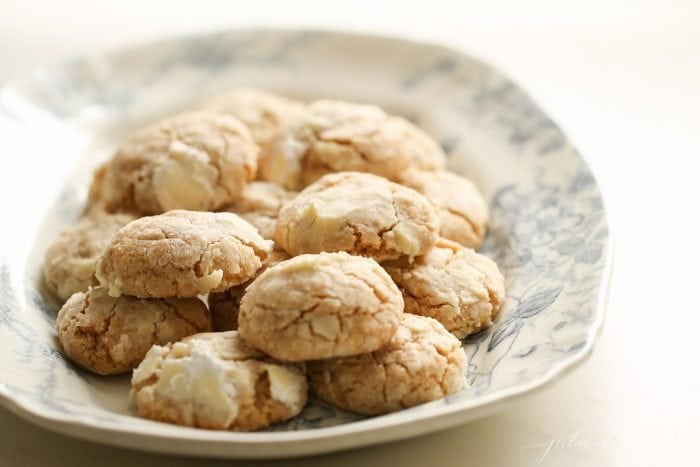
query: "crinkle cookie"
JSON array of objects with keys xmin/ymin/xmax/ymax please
[
  {"xmin": 383, "ymin": 238, "xmax": 506, "ymax": 338},
  {"xmin": 43, "ymin": 212, "xmax": 135, "ymax": 302},
  {"xmin": 90, "ymin": 111, "xmax": 258, "ymax": 215},
  {"xmin": 308, "ymin": 314, "xmax": 467, "ymax": 415},
  {"xmin": 223, "ymin": 181, "xmax": 297, "ymax": 240},
  {"xmin": 201, "ymin": 88, "xmax": 305, "ymax": 156},
  {"xmin": 260, "ymin": 99, "xmax": 446, "ymax": 190},
  {"xmin": 208, "ymin": 249, "xmax": 291, "ymax": 332},
  {"xmin": 131, "ymin": 331, "xmax": 307, "ymax": 431},
  {"xmin": 276, "ymin": 172, "xmax": 439, "ymax": 262},
  {"xmin": 56, "ymin": 286, "xmax": 212, "ymax": 375},
  {"xmin": 238, "ymin": 252, "xmax": 404, "ymax": 361},
  {"xmin": 96, "ymin": 210, "xmax": 273, "ymax": 298},
  {"xmin": 399, "ymin": 170, "xmax": 489, "ymax": 249}
]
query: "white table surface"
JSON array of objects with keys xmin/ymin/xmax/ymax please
[{"xmin": 1, "ymin": 1, "xmax": 699, "ymax": 466}]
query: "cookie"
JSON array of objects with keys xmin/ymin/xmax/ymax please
[
  {"xmin": 308, "ymin": 314, "xmax": 467, "ymax": 415},
  {"xmin": 90, "ymin": 111, "xmax": 258, "ymax": 215},
  {"xmin": 383, "ymin": 238, "xmax": 506, "ymax": 338},
  {"xmin": 56, "ymin": 286, "xmax": 212, "ymax": 375},
  {"xmin": 131, "ymin": 331, "xmax": 307, "ymax": 431},
  {"xmin": 223, "ymin": 181, "xmax": 297, "ymax": 240},
  {"xmin": 276, "ymin": 172, "xmax": 439, "ymax": 262},
  {"xmin": 208, "ymin": 249, "xmax": 291, "ymax": 332},
  {"xmin": 201, "ymin": 88, "xmax": 305, "ymax": 156},
  {"xmin": 261, "ymin": 99, "xmax": 446, "ymax": 190},
  {"xmin": 238, "ymin": 252, "xmax": 404, "ymax": 361},
  {"xmin": 43, "ymin": 212, "xmax": 134, "ymax": 302},
  {"xmin": 96, "ymin": 210, "xmax": 273, "ymax": 298},
  {"xmin": 399, "ymin": 170, "xmax": 489, "ymax": 249}
]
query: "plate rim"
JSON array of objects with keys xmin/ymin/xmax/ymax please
[{"xmin": 0, "ymin": 26, "xmax": 613, "ymax": 459}]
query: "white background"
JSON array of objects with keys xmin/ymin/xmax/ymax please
[{"xmin": 1, "ymin": 1, "xmax": 699, "ymax": 466}]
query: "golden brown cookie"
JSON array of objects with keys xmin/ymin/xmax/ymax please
[
  {"xmin": 90, "ymin": 111, "xmax": 258, "ymax": 215},
  {"xmin": 43, "ymin": 212, "xmax": 135, "ymax": 302},
  {"xmin": 275, "ymin": 172, "xmax": 439, "ymax": 262},
  {"xmin": 238, "ymin": 252, "xmax": 404, "ymax": 361},
  {"xmin": 383, "ymin": 238, "xmax": 505, "ymax": 338},
  {"xmin": 96, "ymin": 210, "xmax": 273, "ymax": 298},
  {"xmin": 222, "ymin": 181, "xmax": 297, "ymax": 240},
  {"xmin": 308, "ymin": 314, "xmax": 467, "ymax": 415},
  {"xmin": 201, "ymin": 88, "xmax": 305, "ymax": 158},
  {"xmin": 207, "ymin": 249, "xmax": 291, "ymax": 332},
  {"xmin": 399, "ymin": 170, "xmax": 489, "ymax": 249},
  {"xmin": 56, "ymin": 286, "xmax": 212, "ymax": 375},
  {"xmin": 130, "ymin": 331, "xmax": 307, "ymax": 431},
  {"xmin": 261, "ymin": 99, "xmax": 446, "ymax": 190}
]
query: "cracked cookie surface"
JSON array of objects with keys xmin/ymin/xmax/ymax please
[
  {"xmin": 56, "ymin": 286, "xmax": 212, "ymax": 375},
  {"xmin": 223, "ymin": 181, "xmax": 297, "ymax": 240},
  {"xmin": 238, "ymin": 252, "xmax": 404, "ymax": 361},
  {"xmin": 262, "ymin": 99, "xmax": 446, "ymax": 190},
  {"xmin": 43, "ymin": 212, "xmax": 134, "ymax": 302},
  {"xmin": 308, "ymin": 314, "xmax": 467, "ymax": 415},
  {"xmin": 201, "ymin": 88, "xmax": 305, "ymax": 159},
  {"xmin": 208, "ymin": 249, "xmax": 291, "ymax": 332},
  {"xmin": 131, "ymin": 331, "xmax": 307, "ymax": 431},
  {"xmin": 276, "ymin": 172, "xmax": 439, "ymax": 262},
  {"xmin": 96, "ymin": 210, "xmax": 273, "ymax": 298},
  {"xmin": 90, "ymin": 111, "xmax": 258, "ymax": 215},
  {"xmin": 383, "ymin": 238, "xmax": 506, "ymax": 338},
  {"xmin": 399, "ymin": 170, "xmax": 489, "ymax": 249}
]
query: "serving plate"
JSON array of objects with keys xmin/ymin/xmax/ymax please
[{"xmin": 0, "ymin": 29, "xmax": 611, "ymax": 459}]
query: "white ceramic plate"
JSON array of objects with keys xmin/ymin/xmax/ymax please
[{"xmin": 0, "ymin": 29, "xmax": 612, "ymax": 459}]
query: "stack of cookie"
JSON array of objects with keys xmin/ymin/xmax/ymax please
[{"xmin": 44, "ymin": 88, "xmax": 505, "ymax": 431}]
